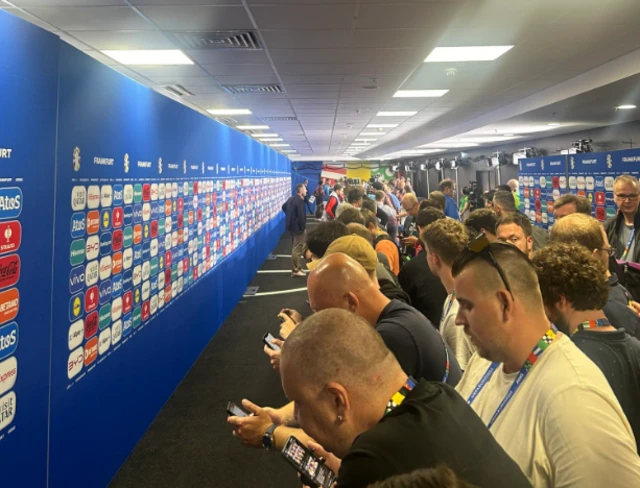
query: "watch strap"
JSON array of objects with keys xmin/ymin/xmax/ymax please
[{"xmin": 262, "ymin": 423, "xmax": 278, "ymax": 450}]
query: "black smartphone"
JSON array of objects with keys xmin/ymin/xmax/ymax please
[
  {"xmin": 263, "ymin": 332, "xmax": 281, "ymax": 351},
  {"xmin": 226, "ymin": 401, "xmax": 249, "ymax": 417},
  {"xmin": 281, "ymin": 436, "xmax": 335, "ymax": 488}
]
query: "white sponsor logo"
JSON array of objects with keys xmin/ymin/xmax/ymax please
[
  {"xmin": 539, "ymin": 176, "xmax": 546, "ymax": 187},
  {"xmin": 150, "ymin": 184, "xmax": 159, "ymax": 201},
  {"xmin": 524, "ymin": 199, "xmax": 530, "ymax": 210},
  {"xmin": 112, "ymin": 320, "xmax": 122, "ymax": 346},
  {"xmin": 183, "ymin": 182, "xmax": 189, "ymax": 196},
  {"xmin": 111, "ymin": 297, "xmax": 122, "ymax": 321},
  {"xmin": 165, "ymin": 184, "xmax": 172, "ymax": 199},
  {"xmin": 165, "ymin": 216, "xmax": 172, "ymax": 234},
  {"xmin": 0, "ymin": 357, "xmax": 17, "ymax": 396},
  {"xmin": 142, "ymin": 280, "xmax": 150, "ymax": 301},
  {"xmin": 165, "ymin": 234, "xmax": 172, "ymax": 250},
  {"xmin": 198, "ymin": 222, "xmax": 203, "ymax": 236},
  {"xmin": 605, "ymin": 177, "xmax": 615, "ymax": 191},
  {"xmin": 87, "ymin": 185, "xmax": 100, "ymax": 209},
  {"xmin": 159, "ymin": 184, "xmax": 165, "ymax": 198},
  {"xmin": 86, "ymin": 260, "xmax": 99, "ymax": 286},
  {"xmin": 142, "ymin": 203, "xmax": 151, "ymax": 222},
  {"xmin": 71, "ymin": 186, "xmax": 87, "ymax": 211},
  {"xmin": 542, "ymin": 213, "xmax": 548, "ymax": 225},
  {"xmin": 172, "ymin": 281, "xmax": 178, "ymax": 298},
  {"xmin": 178, "ymin": 277, "xmax": 184, "ymax": 293},
  {"xmin": 158, "ymin": 289, "xmax": 165, "ymax": 308},
  {"xmin": 577, "ymin": 176, "xmax": 586, "ymax": 190},
  {"xmin": 559, "ymin": 176, "xmax": 567, "ymax": 189},
  {"xmin": 172, "ymin": 231, "xmax": 178, "ymax": 248},
  {"xmin": 158, "ymin": 272, "xmax": 165, "ymax": 289},
  {"xmin": 586, "ymin": 176, "xmax": 595, "ymax": 191},
  {"xmin": 142, "ymin": 261, "xmax": 150, "ymax": 281},
  {"xmin": 67, "ymin": 347, "xmax": 83, "ymax": 379},
  {"xmin": 552, "ymin": 189, "xmax": 560, "ymax": 199},
  {"xmin": 172, "ymin": 183, "xmax": 178, "ymax": 198},
  {"xmin": 98, "ymin": 328, "xmax": 111, "ymax": 355},
  {"xmin": 123, "ymin": 248, "xmax": 133, "ymax": 270},
  {"xmin": 68, "ymin": 319, "xmax": 84, "ymax": 350},
  {"xmin": 178, "ymin": 261, "xmax": 184, "ymax": 277},
  {"xmin": 123, "ymin": 184, "xmax": 134, "ymax": 204},
  {"xmin": 150, "ymin": 239, "xmax": 158, "ymax": 257},
  {"xmin": 0, "ymin": 391, "xmax": 16, "ymax": 431},
  {"xmin": 85, "ymin": 235, "xmax": 99, "ymax": 261},
  {"xmin": 569, "ymin": 176, "xmax": 577, "ymax": 189},
  {"xmin": 133, "ymin": 265, "xmax": 142, "ymax": 286},
  {"xmin": 99, "ymin": 255, "xmax": 112, "ymax": 280},
  {"xmin": 150, "ymin": 294, "xmax": 158, "ymax": 315},
  {"xmin": 193, "ymin": 195, "xmax": 198, "ymax": 209},
  {"xmin": 101, "ymin": 185, "xmax": 113, "ymax": 207}
]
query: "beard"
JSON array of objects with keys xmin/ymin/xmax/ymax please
[{"xmin": 547, "ymin": 307, "xmax": 571, "ymax": 335}]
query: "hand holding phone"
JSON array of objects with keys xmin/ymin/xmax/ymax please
[
  {"xmin": 227, "ymin": 401, "xmax": 249, "ymax": 418},
  {"xmin": 263, "ymin": 332, "xmax": 281, "ymax": 351},
  {"xmin": 282, "ymin": 436, "xmax": 336, "ymax": 488}
]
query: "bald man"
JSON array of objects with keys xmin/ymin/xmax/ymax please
[
  {"xmin": 279, "ymin": 309, "xmax": 532, "ymax": 488},
  {"xmin": 550, "ymin": 213, "xmax": 640, "ymax": 338},
  {"xmin": 454, "ymin": 242, "xmax": 640, "ymax": 487},
  {"xmin": 400, "ymin": 193, "xmax": 421, "ymax": 249}
]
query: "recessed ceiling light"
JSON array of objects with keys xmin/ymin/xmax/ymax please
[
  {"xmin": 419, "ymin": 142, "xmax": 479, "ymax": 149},
  {"xmin": 376, "ymin": 111, "xmax": 418, "ymax": 117},
  {"xmin": 281, "ymin": 150, "xmax": 297, "ymax": 153},
  {"xmin": 237, "ymin": 125, "xmax": 269, "ymax": 130},
  {"xmin": 355, "ymin": 138, "xmax": 376, "ymax": 142},
  {"xmin": 424, "ymin": 46, "xmax": 514, "ymax": 63},
  {"xmin": 208, "ymin": 109, "xmax": 252, "ymax": 115},
  {"xmin": 360, "ymin": 132, "xmax": 386, "ymax": 136},
  {"xmin": 252, "ymin": 133, "xmax": 278, "ymax": 138},
  {"xmin": 270, "ymin": 143, "xmax": 290, "ymax": 147},
  {"xmin": 393, "ymin": 90, "xmax": 449, "ymax": 98},
  {"xmin": 368, "ymin": 124, "xmax": 399, "ymax": 128},
  {"xmin": 451, "ymin": 136, "xmax": 518, "ymax": 143},
  {"xmin": 102, "ymin": 49, "xmax": 194, "ymax": 65},
  {"xmin": 351, "ymin": 143, "xmax": 371, "ymax": 146},
  {"xmin": 259, "ymin": 138, "xmax": 284, "ymax": 142},
  {"xmin": 547, "ymin": 122, "xmax": 561, "ymax": 127},
  {"xmin": 617, "ymin": 104, "xmax": 637, "ymax": 110}
]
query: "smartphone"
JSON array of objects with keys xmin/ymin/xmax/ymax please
[
  {"xmin": 263, "ymin": 332, "xmax": 281, "ymax": 351},
  {"xmin": 281, "ymin": 436, "xmax": 335, "ymax": 488},
  {"xmin": 226, "ymin": 401, "xmax": 249, "ymax": 417}
]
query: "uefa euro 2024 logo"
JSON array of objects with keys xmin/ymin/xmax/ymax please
[
  {"xmin": 183, "ymin": 160, "xmax": 187, "ymax": 174},
  {"xmin": 570, "ymin": 157, "xmax": 575, "ymax": 170},
  {"xmin": 73, "ymin": 147, "xmax": 81, "ymax": 172},
  {"xmin": 607, "ymin": 154, "xmax": 613, "ymax": 169},
  {"xmin": 158, "ymin": 157, "xmax": 163, "ymax": 174},
  {"xmin": 541, "ymin": 159, "xmax": 545, "ymax": 171},
  {"xmin": 124, "ymin": 153, "xmax": 130, "ymax": 173},
  {"xmin": 202, "ymin": 162, "xmax": 205, "ymax": 174}
]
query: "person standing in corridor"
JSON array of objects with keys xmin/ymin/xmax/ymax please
[{"xmin": 283, "ymin": 184, "xmax": 307, "ymax": 277}]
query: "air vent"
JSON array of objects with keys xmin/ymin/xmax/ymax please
[
  {"xmin": 164, "ymin": 84, "xmax": 194, "ymax": 97},
  {"xmin": 260, "ymin": 117, "xmax": 298, "ymax": 122},
  {"xmin": 167, "ymin": 31, "xmax": 262, "ymax": 50},
  {"xmin": 213, "ymin": 116, "xmax": 239, "ymax": 126},
  {"xmin": 222, "ymin": 84, "xmax": 283, "ymax": 95}
]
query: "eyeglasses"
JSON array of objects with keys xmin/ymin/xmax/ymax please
[
  {"xmin": 463, "ymin": 233, "xmax": 513, "ymax": 296},
  {"xmin": 598, "ymin": 247, "xmax": 616, "ymax": 257},
  {"xmin": 614, "ymin": 193, "xmax": 639, "ymax": 201}
]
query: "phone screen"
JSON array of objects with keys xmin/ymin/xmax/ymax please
[
  {"xmin": 227, "ymin": 402, "xmax": 248, "ymax": 417},
  {"xmin": 282, "ymin": 436, "xmax": 335, "ymax": 488},
  {"xmin": 264, "ymin": 332, "xmax": 281, "ymax": 351}
]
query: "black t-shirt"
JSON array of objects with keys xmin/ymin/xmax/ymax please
[
  {"xmin": 572, "ymin": 329, "xmax": 640, "ymax": 452},
  {"xmin": 336, "ymin": 380, "xmax": 531, "ymax": 488},
  {"xmin": 603, "ymin": 298, "xmax": 640, "ymax": 339},
  {"xmin": 398, "ymin": 250, "xmax": 448, "ymax": 327},
  {"xmin": 376, "ymin": 300, "xmax": 461, "ymax": 386},
  {"xmin": 608, "ymin": 273, "xmax": 633, "ymax": 306}
]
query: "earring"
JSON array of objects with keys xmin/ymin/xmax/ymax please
[{"xmin": 337, "ymin": 415, "xmax": 343, "ymax": 421}]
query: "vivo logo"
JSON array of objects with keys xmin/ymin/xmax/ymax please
[
  {"xmin": 69, "ymin": 266, "xmax": 85, "ymax": 294},
  {"xmin": 134, "ymin": 245, "xmax": 142, "ymax": 264},
  {"xmin": 133, "ymin": 204, "xmax": 143, "ymax": 223}
]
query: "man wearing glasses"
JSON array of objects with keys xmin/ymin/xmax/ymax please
[{"xmin": 453, "ymin": 236, "xmax": 640, "ymax": 487}]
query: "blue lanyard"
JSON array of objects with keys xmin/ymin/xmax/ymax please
[
  {"xmin": 467, "ymin": 328, "xmax": 556, "ymax": 429},
  {"xmin": 621, "ymin": 227, "xmax": 636, "ymax": 261}
]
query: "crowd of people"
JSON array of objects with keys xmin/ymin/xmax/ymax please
[{"xmin": 232, "ymin": 174, "xmax": 640, "ymax": 488}]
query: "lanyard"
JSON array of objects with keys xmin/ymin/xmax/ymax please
[
  {"xmin": 439, "ymin": 293, "xmax": 456, "ymax": 384},
  {"xmin": 440, "ymin": 293, "xmax": 456, "ymax": 326},
  {"xmin": 467, "ymin": 328, "xmax": 557, "ymax": 429},
  {"xmin": 573, "ymin": 318, "xmax": 611, "ymax": 335},
  {"xmin": 385, "ymin": 376, "xmax": 416, "ymax": 415},
  {"xmin": 621, "ymin": 227, "xmax": 635, "ymax": 261}
]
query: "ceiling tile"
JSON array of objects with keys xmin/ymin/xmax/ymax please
[
  {"xmin": 270, "ymin": 48, "xmax": 422, "ymax": 65},
  {"xmin": 276, "ymin": 63, "xmax": 414, "ymax": 76},
  {"xmin": 186, "ymin": 49, "xmax": 270, "ymax": 65},
  {"xmin": 1, "ymin": 7, "xmax": 60, "ymax": 31},
  {"xmin": 202, "ymin": 64, "xmax": 275, "ymax": 76},
  {"xmin": 260, "ymin": 29, "xmax": 350, "ymax": 49},
  {"xmin": 250, "ymin": 4, "xmax": 355, "ymax": 30},
  {"xmin": 70, "ymin": 30, "xmax": 176, "ymax": 49},
  {"xmin": 281, "ymin": 74, "xmax": 345, "ymax": 84},
  {"xmin": 187, "ymin": 85, "xmax": 226, "ymax": 94},
  {"xmin": 213, "ymin": 75, "xmax": 280, "ymax": 85},
  {"xmin": 138, "ymin": 6, "xmax": 252, "ymax": 30},
  {"xmin": 355, "ymin": 3, "xmax": 459, "ymax": 29},
  {"xmin": 351, "ymin": 28, "xmax": 440, "ymax": 49},
  {"xmin": 151, "ymin": 76, "xmax": 218, "ymax": 86},
  {"xmin": 24, "ymin": 6, "xmax": 155, "ymax": 30}
]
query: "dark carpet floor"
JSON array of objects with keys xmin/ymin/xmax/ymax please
[{"xmin": 109, "ymin": 222, "xmax": 318, "ymax": 488}]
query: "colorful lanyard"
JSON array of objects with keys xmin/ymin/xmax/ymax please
[
  {"xmin": 467, "ymin": 327, "xmax": 557, "ymax": 429},
  {"xmin": 621, "ymin": 227, "xmax": 635, "ymax": 261},
  {"xmin": 573, "ymin": 318, "xmax": 611, "ymax": 335},
  {"xmin": 385, "ymin": 376, "xmax": 417, "ymax": 415},
  {"xmin": 439, "ymin": 293, "xmax": 455, "ymax": 384}
]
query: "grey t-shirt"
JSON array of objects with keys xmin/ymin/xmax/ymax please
[{"xmin": 617, "ymin": 224, "xmax": 636, "ymax": 262}]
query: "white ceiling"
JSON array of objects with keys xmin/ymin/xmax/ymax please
[{"xmin": 3, "ymin": 0, "xmax": 640, "ymax": 161}]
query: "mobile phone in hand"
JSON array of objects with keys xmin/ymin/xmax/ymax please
[
  {"xmin": 226, "ymin": 401, "xmax": 249, "ymax": 417},
  {"xmin": 281, "ymin": 436, "xmax": 335, "ymax": 488},
  {"xmin": 263, "ymin": 332, "xmax": 281, "ymax": 351}
]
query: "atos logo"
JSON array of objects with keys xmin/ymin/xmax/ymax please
[
  {"xmin": 99, "ymin": 280, "xmax": 112, "ymax": 305},
  {"xmin": 0, "ymin": 254, "xmax": 20, "ymax": 290},
  {"xmin": 71, "ymin": 186, "xmax": 86, "ymax": 212},
  {"xmin": 87, "ymin": 185, "xmax": 100, "ymax": 210},
  {"xmin": 68, "ymin": 319, "xmax": 84, "ymax": 351},
  {"xmin": 100, "ymin": 232, "xmax": 112, "ymax": 256},
  {"xmin": 595, "ymin": 177, "xmax": 605, "ymax": 189},
  {"xmin": 98, "ymin": 328, "xmax": 111, "ymax": 355},
  {"xmin": 113, "ymin": 184, "xmax": 124, "ymax": 206},
  {"xmin": 112, "ymin": 207, "xmax": 124, "ymax": 228},
  {"xmin": 123, "ymin": 184, "xmax": 134, "ymax": 205},
  {"xmin": 99, "ymin": 304, "xmax": 111, "ymax": 330},
  {"xmin": 84, "ymin": 311, "xmax": 98, "ymax": 339},
  {"xmin": 69, "ymin": 266, "xmax": 85, "ymax": 294},
  {"xmin": 133, "ymin": 245, "xmax": 142, "ymax": 265},
  {"xmin": 84, "ymin": 337, "xmax": 98, "ymax": 366},
  {"xmin": 142, "ymin": 184, "xmax": 151, "ymax": 202},
  {"xmin": 133, "ymin": 225, "xmax": 143, "ymax": 245},
  {"xmin": 133, "ymin": 184, "xmax": 143, "ymax": 203},
  {"xmin": 99, "ymin": 256, "xmax": 112, "ymax": 280},
  {"xmin": 123, "ymin": 313, "xmax": 133, "ymax": 337},
  {"xmin": 69, "ymin": 292, "xmax": 83, "ymax": 321},
  {"xmin": 151, "ymin": 202, "xmax": 159, "ymax": 220},
  {"xmin": 123, "ymin": 270, "xmax": 133, "ymax": 291},
  {"xmin": 68, "ymin": 347, "xmax": 83, "ymax": 379},
  {"xmin": 0, "ymin": 322, "xmax": 18, "ymax": 360},
  {"xmin": 86, "ymin": 210, "xmax": 100, "ymax": 235},
  {"xmin": 112, "ymin": 252, "xmax": 123, "ymax": 275},
  {"xmin": 123, "ymin": 226, "xmax": 133, "ymax": 248},
  {"xmin": 70, "ymin": 213, "xmax": 86, "ymax": 238},
  {"xmin": 111, "ymin": 297, "xmax": 123, "ymax": 321},
  {"xmin": 123, "ymin": 290, "xmax": 133, "ymax": 314},
  {"xmin": 123, "ymin": 248, "xmax": 133, "ymax": 270},
  {"xmin": 133, "ymin": 204, "xmax": 143, "ymax": 223},
  {"xmin": 123, "ymin": 206, "xmax": 133, "ymax": 226}
]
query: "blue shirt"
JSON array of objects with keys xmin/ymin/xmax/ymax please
[
  {"xmin": 444, "ymin": 195, "xmax": 460, "ymax": 220},
  {"xmin": 388, "ymin": 192, "xmax": 401, "ymax": 210}
]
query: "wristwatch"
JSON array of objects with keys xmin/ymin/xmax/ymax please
[{"xmin": 262, "ymin": 423, "xmax": 278, "ymax": 451}]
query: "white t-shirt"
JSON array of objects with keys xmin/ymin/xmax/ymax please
[
  {"xmin": 439, "ymin": 295, "xmax": 475, "ymax": 370},
  {"xmin": 457, "ymin": 335, "xmax": 640, "ymax": 488}
]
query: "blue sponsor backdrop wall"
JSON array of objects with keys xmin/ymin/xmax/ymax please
[
  {"xmin": 0, "ymin": 10, "xmax": 290, "ymax": 488},
  {"xmin": 291, "ymin": 161, "xmax": 323, "ymax": 213}
]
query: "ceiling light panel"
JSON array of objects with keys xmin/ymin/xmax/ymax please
[
  {"xmin": 376, "ymin": 111, "xmax": 417, "ymax": 117},
  {"xmin": 102, "ymin": 50, "xmax": 193, "ymax": 66},
  {"xmin": 360, "ymin": 132, "xmax": 386, "ymax": 136},
  {"xmin": 368, "ymin": 124, "xmax": 399, "ymax": 128},
  {"xmin": 270, "ymin": 144, "xmax": 290, "ymax": 147},
  {"xmin": 259, "ymin": 138, "xmax": 283, "ymax": 142},
  {"xmin": 208, "ymin": 109, "xmax": 252, "ymax": 115},
  {"xmin": 237, "ymin": 125, "xmax": 269, "ymax": 130},
  {"xmin": 253, "ymin": 133, "xmax": 279, "ymax": 138},
  {"xmin": 393, "ymin": 90, "xmax": 449, "ymax": 98},
  {"xmin": 424, "ymin": 46, "xmax": 514, "ymax": 63},
  {"xmin": 617, "ymin": 105, "xmax": 637, "ymax": 110}
]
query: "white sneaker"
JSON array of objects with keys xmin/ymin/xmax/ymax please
[{"xmin": 291, "ymin": 271, "xmax": 306, "ymax": 277}]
